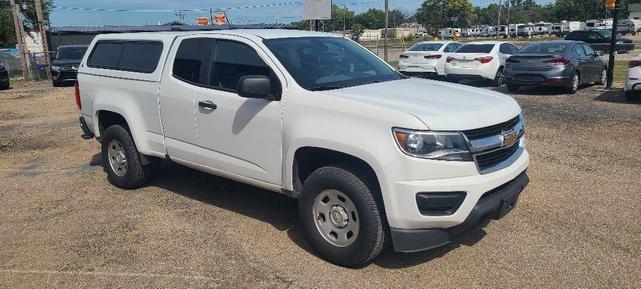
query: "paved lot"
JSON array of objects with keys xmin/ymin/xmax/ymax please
[{"xmin": 1, "ymin": 81, "xmax": 640, "ymax": 288}]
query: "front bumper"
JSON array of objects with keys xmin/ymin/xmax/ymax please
[
  {"xmin": 52, "ymin": 69, "xmax": 79, "ymax": 82},
  {"xmin": 390, "ymin": 171, "xmax": 529, "ymax": 252}
]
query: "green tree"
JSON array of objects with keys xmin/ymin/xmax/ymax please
[
  {"xmin": 0, "ymin": 0, "xmax": 55, "ymax": 48},
  {"xmin": 1, "ymin": 2, "xmax": 17, "ymax": 48},
  {"xmin": 351, "ymin": 23, "xmax": 364, "ymax": 38},
  {"xmin": 415, "ymin": 0, "xmax": 475, "ymax": 36},
  {"xmin": 552, "ymin": 0, "xmax": 607, "ymax": 21},
  {"xmin": 354, "ymin": 8, "xmax": 386, "ymax": 29}
]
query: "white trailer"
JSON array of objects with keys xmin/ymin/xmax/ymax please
[
  {"xmin": 552, "ymin": 21, "xmax": 586, "ymax": 36},
  {"xmin": 533, "ymin": 22, "xmax": 552, "ymax": 35},
  {"xmin": 587, "ymin": 19, "xmax": 613, "ymax": 30},
  {"xmin": 517, "ymin": 24, "xmax": 535, "ymax": 37},
  {"xmin": 509, "ymin": 24, "xmax": 523, "ymax": 37}
]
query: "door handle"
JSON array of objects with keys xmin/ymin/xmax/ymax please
[{"xmin": 198, "ymin": 100, "xmax": 217, "ymax": 111}]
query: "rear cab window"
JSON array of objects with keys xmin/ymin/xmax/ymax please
[
  {"xmin": 456, "ymin": 44, "xmax": 494, "ymax": 53},
  {"xmin": 87, "ymin": 41, "xmax": 163, "ymax": 73}
]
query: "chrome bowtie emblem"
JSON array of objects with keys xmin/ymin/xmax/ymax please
[{"xmin": 501, "ymin": 129, "xmax": 518, "ymax": 147}]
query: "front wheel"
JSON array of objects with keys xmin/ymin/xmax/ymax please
[
  {"xmin": 298, "ymin": 164, "xmax": 387, "ymax": 267},
  {"xmin": 101, "ymin": 125, "xmax": 151, "ymax": 189}
]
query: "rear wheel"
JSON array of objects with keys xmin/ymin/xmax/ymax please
[
  {"xmin": 492, "ymin": 67, "xmax": 505, "ymax": 87},
  {"xmin": 507, "ymin": 84, "xmax": 520, "ymax": 93},
  {"xmin": 101, "ymin": 125, "xmax": 151, "ymax": 189},
  {"xmin": 0, "ymin": 80, "xmax": 8, "ymax": 90},
  {"xmin": 566, "ymin": 72, "xmax": 580, "ymax": 94},
  {"xmin": 298, "ymin": 164, "xmax": 386, "ymax": 267}
]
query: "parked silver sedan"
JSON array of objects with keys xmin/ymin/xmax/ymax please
[{"xmin": 503, "ymin": 40, "xmax": 607, "ymax": 94}]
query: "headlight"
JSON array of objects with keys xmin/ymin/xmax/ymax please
[
  {"xmin": 393, "ymin": 129, "xmax": 472, "ymax": 161},
  {"xmin": 51, "ymin": 65, "xmax": 61, "ymax": 71}
]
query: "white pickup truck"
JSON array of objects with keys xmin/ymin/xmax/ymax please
[{"xmin": 76, "ymin": 29, "xmax": 529, "ymax": 267}]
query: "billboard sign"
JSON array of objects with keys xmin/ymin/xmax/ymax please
[{"xmin": 303, "ymin": 0, "xmax": 331, "ymax": 20}]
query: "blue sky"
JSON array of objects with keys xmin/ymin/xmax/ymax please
[{"xmin": 50, "ymin": 0, "xmax": 552, "ymax": 27}]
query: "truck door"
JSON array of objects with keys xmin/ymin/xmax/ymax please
[
  {"xmin": 193, "ymin": 36, "xmax": 284, "ymax": 185},
  {"xmin": 158, "ymin": 37, "xmax": 216, "ymax": 163}
]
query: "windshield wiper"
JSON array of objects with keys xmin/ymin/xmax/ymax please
[{"xmin": 311, "ymin": 86, "xmax": 344, "ymax": 91}]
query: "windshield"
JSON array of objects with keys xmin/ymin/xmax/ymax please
[
  {"xmin": 263, "ymin": 37, "xmax": 400, "ymax": 91},
  {"xmin": 407, "ymin": 43, "xmax": 443, "ymax": 52},
  {"xmin": 519, "ymin": 43, "xmax": 569, "ymax": 54},
  {"xmin": 594, "ymin": 30, "xmax": 612, "ymax": 38},
  {"xmin": 56, "ymin": 46, "xmax": 87, "ymax": 60},
  {"xmin": 456, "ymin": 44, "xmax": 494, "ymax": 53}
]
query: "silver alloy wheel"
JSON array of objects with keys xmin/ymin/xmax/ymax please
[
  {"xmin": 495, "ymin": 69, "xmax": 504, "ymax": 85},
  {"xmin": 572, "ymin": 74, "xmax": 580, "ymax": 92},
  {"xmin": 107, "ymin": 139, "xmax": 128, "ymax": 177},
  {"xmin": 312, "ymin": 189, "xmax": 360, "ymax": 247}
]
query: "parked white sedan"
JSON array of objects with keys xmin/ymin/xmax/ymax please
[
  {"xmin": 624, "ymin": 55, "xmax": 641, "ymax": 101},
  {"xmin": 398, "ymin": 41, "xmax": 462, "ymax": 77},
  {"xmin": 445, "ymin": 41, "xmax": 520, "ymax": 86}
]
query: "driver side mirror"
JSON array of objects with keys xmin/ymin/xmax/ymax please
[
  {"xmin": 237, "ymin": 75, "xmax": 275, "ymax": 100},
  {"xmin": 596, "ymin": 51, "xmax": 604, "ymax": 57}
]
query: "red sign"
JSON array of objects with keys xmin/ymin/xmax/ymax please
[
  {"xmin": 196, "ymin": 17, "xmax": 209, "ymax": 26},
  {"xmin": 213, "ymin": 14, "xmax": 227, "ymax": 25}
]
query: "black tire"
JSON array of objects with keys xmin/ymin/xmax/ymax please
[
  {"xmin": 507, "ymin": 84, "xmax": 520, "ymax": 93},
  {"xmin": 298, "ymin": 164, "xmax": 386, "ymax": 267},
  {"xmin": 0, "ymin": 81, "xmax": 8, "ymax": 90},
  {"xmin": 492, "ymin": 67, "xmax": 504, "ymax": 87},
  {"xmin": 625, "ymin": 90, "xmax": 641, "ymax": 101},
  {"xmin": 101, "ymin": 125, "xmax": 151, "ymax": 189},
  {"xmin": 566, "ymin": 72, "xmax": 580, "ymax": 94},
  {"xmin": 596, "ymin": 67, "xmax": 607, "ymax": 85}
]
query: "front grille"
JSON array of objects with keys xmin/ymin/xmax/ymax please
[
  {"xmin": 59, "ymin": 71, "xmax": 78, "ymax": 79},
  {"xmin": 475, "ymin": 143, "xmax": 520, "ymax": 171},
  {"xmin": 462, "ymin": 115, "xmax": 520, "ymax": 140}
]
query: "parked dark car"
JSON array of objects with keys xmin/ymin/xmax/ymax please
[
  {"xmin": 565, "ymin": 30, "xmax": 635, "ymax": 53},
  {"xmin": 51, "ymin": 45, "xmax": 88, "ymax": 87},
  {"xmin": 0, "ymin": 64, "xmax": 9, "ymax": 90},
  {"xmin": 503, "ymin": 40, "xmax": 606, "ymax": 94}
]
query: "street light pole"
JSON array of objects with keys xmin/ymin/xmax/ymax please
[
  {"xmin": 384, "ymin": 0, "xmax": 389, "ymax": 62},
  {"xmin": 606, "ymin": 0, "xmax": 620, "ymax": 89},
  {"xmin": 497, "ymin": 0, "xmax": 502, "ymax": 38}
]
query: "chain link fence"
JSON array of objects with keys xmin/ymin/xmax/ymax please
[{"xmin": 0, "ymin": 52, "xmax": 49, "ymax": 81}]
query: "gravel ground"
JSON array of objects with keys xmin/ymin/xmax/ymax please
[{"xmin": 0, "ymin": 81, "xmax": 640, "ymax": 288}]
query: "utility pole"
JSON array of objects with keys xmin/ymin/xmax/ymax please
[
  {"xmin": 384, "ymin": 0, "xmax": 389, "ymax": 62},
  {"xmin": 606, "ymin": 0, "xmax": 620, "ymax": 89},
  {"xmin": 506, "ymin": 0, "xmax": 510, "ymax": 38},
  {"xmin": 9, "ymin": 0, "xmax": 29, "ymax": 79},
  {"xmin": 497, "ymin": 0, "xmax": 502, "ymax": 38},
  {"xmin": 343, "ymin": 0, "xmax": 347, "ymax": 37},
  {"xmin": 35, "ymin": 0, "xmax": 51, "ymax": 80}
]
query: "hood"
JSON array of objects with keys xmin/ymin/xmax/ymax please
[
  {"xmin": 52, "ymin": 59, "xmax": 81, "ymax": 66},
  {"xmin": 618, "ymin": 37, "xmax": 633, "ymax": 43},
  {"xmin": 323, "ymin": 78, "xmax": 521, "ymax": 131}
]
